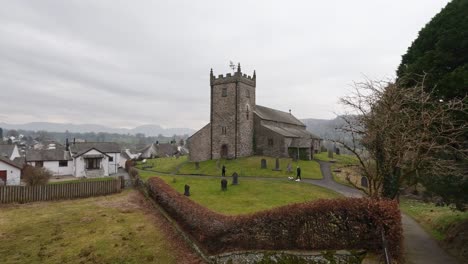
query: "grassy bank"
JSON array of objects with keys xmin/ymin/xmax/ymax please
[
  {"xmin": 135, "ymin": 156, "xmax": 187, "ymax": 174},
  {"xmin": 400, "ymin": 198, "xmax": 468, "ymax": 241}
]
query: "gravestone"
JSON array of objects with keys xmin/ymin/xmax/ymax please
[
  {"xmin": 261, "ymin": 159, "xmax": 267, "ymax": 169},
  {"xmin": 328, "ymin": 149, "xmax": 334, "ymax": 159},
  {"xmin": 361, "ymin": 176, "xmax": 368, "ymax": 188},
  {"xmin": 232, "ymin": 172, "xmax": 239, "ymax": 185},
  {"xmin": 184, "ymin": 184, "xmax": 190, "ymax": 196},
  {"xmin": 272, "ymin": 158, "xmax": 281, "ymax": 171},
  {"xmin": 335, "ymin": 148, "xmax": 340, "ymax": 155},
  {"xmin": 221, "ymin": 179, "xmax": 228, "ymax": 191},
  {"xmin": 287, "ymin": 163, "xmax": 292, "ymax": 173},
  {"xmin": 195, "ymin": 162, "xmax": 200, "ymax": 169}
]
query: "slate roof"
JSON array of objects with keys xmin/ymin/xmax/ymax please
[
  {"xmin": 254, "ymin": 105, "xmax": 305, "ymax": 126},
  {"xmin": 156, "ymin": 143, "xmax": 178, "ymax": 157},
  {"xmin": 0, "ymin": 144, "xmax": 15, "ymax": 159},
  {"xmin": 121, "ymin": 151, "xmax": 131, "ymax": 160},
  {"xmin": 26, "ymin": 149, "xmax": 72, "ymax": 161},
  {"xmin": 0, "ymin": 156, "xmax": 22, "ymax": 169},
  {"xmin": 69, "ymin": 142, "xmax": 121, "ymax": 154},
  {"xmin": 73, "ymin": 148, "xmax": 111, "ymax": 158},
  {"xmin": 261, "ymin": 124, "xmax": 320, "ymax": 139}
]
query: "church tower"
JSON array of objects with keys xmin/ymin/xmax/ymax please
[{"xmin": 210, "ymin": 64, "xmax": 256, "ymax": 159}]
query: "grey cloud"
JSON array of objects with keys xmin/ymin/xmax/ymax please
[{"xmin": 0, "ymin": 0, "xmax": 450, "ymax": 129}]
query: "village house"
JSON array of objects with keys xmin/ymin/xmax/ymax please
[
  {"xmin": 138, "ymin": 142, "xmax": 179, "ymax": 159},
  {"xmin": 0, "ymin": 156, "xmax": 22, "ymax": 186},
  {"xmin": 25, "ymin": 140, "xmax": 121, "ymax": 178},
  {"xmin": 0, "ymin": 144, "xmax": 21, "ymax": 160},
  {"xmin": 188, "ymin": 64, "xmax": 321, "ymax": 162}
]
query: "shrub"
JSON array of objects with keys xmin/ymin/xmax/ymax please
[
  {"xmin": 147, "ymin": 177, "xmax": 403, "ymax": 262},
  {"xmin": 22, "ymin": 165, "xmax": 52, "ymax": 186}
]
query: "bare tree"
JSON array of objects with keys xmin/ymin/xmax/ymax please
[{"xmin": 337, "ymin": 78, "xmax": 467, "ymax": 199}]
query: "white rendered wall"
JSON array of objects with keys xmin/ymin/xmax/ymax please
[{"xmin": 0, "ymin": 162, "xmax": 21, "ymax": 185}]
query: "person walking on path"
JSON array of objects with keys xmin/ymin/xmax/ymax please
[
  {"xmin": 295, "ymin": 166, "xmax": 301, "ymax": 181},
  {"xmin": 222, "ymin": 165, "xmax": 226, "ymax": 177}
]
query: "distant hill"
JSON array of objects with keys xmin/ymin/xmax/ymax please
[
  {"xmin": 0, "ymin": 122, "xmax": 195, "ymax": 137},
  {"xmin": 301, "ymin": 117, "xmax": 346, "ymax": 140}
]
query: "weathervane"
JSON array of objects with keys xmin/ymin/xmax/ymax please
[{"xmin": 229, "ymin": 61, "xmax": 237, "ymax": 72}]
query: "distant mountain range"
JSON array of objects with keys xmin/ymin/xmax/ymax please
[{"xmin": 0, "ymin": 122, "xmax": 195, "ymax": 137}]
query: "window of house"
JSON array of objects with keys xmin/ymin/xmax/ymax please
[
  {"xmin": 109, "ymin": 156, "xmax": 114, "ymax": 162},
  {"xmin": 222, "ymin": 87, "xmax": 227, "ymax": 97},
  {"xmin": 58, "ymin": 160, "xmax": 68, "ymax": 167},
  {"xmin": 85, "ymin": 158, "xmax": 101, "ymax": 170},
  {"xmin": 35, "ymin": 161, "xmax": 43, "ymax": 168},
  {"xmin": 268, "ymin": 138, "xmax": 274, "ymax": 146}
]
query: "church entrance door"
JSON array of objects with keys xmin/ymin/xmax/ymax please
[{"xmin": 221, "ymin": 144, "xmax": 228, "ymax": 159}]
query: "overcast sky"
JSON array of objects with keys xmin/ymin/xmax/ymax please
[{"xmin": 0, "ymin": 0, "xmax": 450, "ymax": 129}]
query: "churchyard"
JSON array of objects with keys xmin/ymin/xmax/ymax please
[
  {"xmin": 0, "ymin": 190, "xmax": 202, "ymax": 264},
  {"xmin": 136, "ymin": 155, "xmax": 322, "ymax": 179},
  {"xmin": 155, "ymin": 175, "xmax": 340, "ymax": 215}
]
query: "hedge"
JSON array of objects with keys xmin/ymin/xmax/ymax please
[{"xmin": 146, "ymin": 177, "xmax": 403, "ymax": 262}]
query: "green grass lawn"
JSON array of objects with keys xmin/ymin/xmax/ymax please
[
  {"xmin": 155, "ymin": 175, "xmax": 340, "ymax": 215},
  {"xmin": 400, "ymin": 198, "xmax": 468, "ymax": 241},
  {"xmin": 48, "ymin": 177, "xmax": 115, "ymax": 185},
  {"xmin": 135, "ymin": 156, "xmax": 187, "ymax": 174},
  {"xmin": 178, "ymin": 155, "xmax": 322, "ymax": 179},
  {"xmin": 314, "ymin": 152, "xmax": 358, "ymax": 165},
  {"xmin": 0, "ymin": 190, "xmax": 195, "ymax": 264}
]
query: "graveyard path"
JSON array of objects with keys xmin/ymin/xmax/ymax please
[{"xmin": 306, "ymin": 161, "xmax": 460, "ymax": 264}]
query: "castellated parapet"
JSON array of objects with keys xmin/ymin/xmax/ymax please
[{"xmin": 210, "ymin": 67, "xmax": 256, "ymax": 87}]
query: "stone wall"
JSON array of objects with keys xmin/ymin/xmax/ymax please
[
  {"xmin": 211, "ymin": 81, "xmax": 237, "ymax": 159},
  {"xmin": 236, "ymin": 81, "xmax": 255, "ymax": 158},
  {"xmin": 254, "ymin": 115, "xmax": 288, "ymax": 157},
  {"xmin": 188, "ymin": 123, "xmax": 211, "ymax": 162}
]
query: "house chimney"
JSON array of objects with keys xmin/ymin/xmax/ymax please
[
  {"xmin": 73, "ymin": 138, "xmax": 76, "ymax": 145},
  {"xmin": 156, "ymin": 141, "xmax": 159, "ymax": 145},
  {"xmin": 65, "ymin": 138, "xmax": 69, "ymax": 151},
  {"xmin": 289, "ymin": 109, "xmax": 292, "ymax": 115}
]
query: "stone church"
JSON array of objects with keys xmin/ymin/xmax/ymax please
[{"xmin": 188, "ymin": 64, "xmax": 321, "ymax": 162}]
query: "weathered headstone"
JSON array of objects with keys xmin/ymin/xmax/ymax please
[
  {"xmin": 328, "ymin": 149, "xmax": 334, "ymax": 159},
  {"xmin": 184, "ymin": 184, "xmax": 190, "ymax": 196},
  {"xmin": 287, "ymin": 163, "xmax": 292, "ymax": 173},
  {"xmin": 195, "ymin": 162, "xmax": 200, "ymax": 169},
  {"xmin": 361, "ymin": 176, "xmax": 368, "ymax": 188},
  {"xmin": 232, "ymin": 172, "xmax": 239, "ymax": 185},
  {"xmin": 261, "ymin": 159, "xmax": 267, "ymax": 169},
  {"xmin": 221, "ymin": 179, "xmax": 228, "ymax": 191},
  {"xmin": 335, "ymin": 148, "xmax": 340, "ymax": 155},
  {"xmin": 272, "ymin": 158, "xmax": 281, "ymax": 171}
]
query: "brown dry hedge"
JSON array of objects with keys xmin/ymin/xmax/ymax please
[{"xmin": 146, "ymin": 177, "xmax": 403, "ymax": 262}]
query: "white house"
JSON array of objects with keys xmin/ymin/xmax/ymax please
[
  {"xmin": 0, "ymin": 144, "xmax": 21, "ymax": 160},
  {"xmin": 26, "ymin": 148, "xmax": 73, "ymax": 176},
  {"xmin": 0, "ymin": 156, "xmax": 22, "ymax": 186},
  {"xmin": 25, "ymin": 141, "xmax": 121, "ymax": 178},
  {"xmin": 69, "ymin": 142, "xmax": 121, "ymax": 177}
]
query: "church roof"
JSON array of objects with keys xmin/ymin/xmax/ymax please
[
  {"xmin": 261, "ymin": 124, "xmax": 320, "ymax": 139},
  {"xmin": 254, "ymin": 105, "xmax": 305, "ymax": 126}
]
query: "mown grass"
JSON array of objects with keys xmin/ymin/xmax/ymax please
[
  {"xmin": 400, "ymin": 198, "xmax": 468, "ymax": 240},
  {"xmin": 48, "ymin": 177, "xmax": 115, "ymax": 185},
  {"xmin": 314, "ymin": 152, "xmax": 358, "ymax": 165},
  {"xmin": 0, "ymin": 190, "xmax": 180, "ymax": 264},
  {"xmin": 154, "ymin": 175, "xmax": 340, "ymax": 215},
  {"xmin": 178, "ymin": 156, "xmax": 322, "ymax": 179},
  {"xmin": 135, "ymin": 156, "xmax": 187, "ymax": 174}
]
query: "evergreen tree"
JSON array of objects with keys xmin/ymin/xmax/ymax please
[{"xmin": 396, "ymin": 0, "xmax": 468, "ymax": 100}]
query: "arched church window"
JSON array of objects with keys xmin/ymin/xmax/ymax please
[
  {"xmin": 222, "ymin": 87, "xmax": 227, "ymax": 97},
  {"xmin": 246, "ymin": 105, "xmax": 250, "ymax": 120}
]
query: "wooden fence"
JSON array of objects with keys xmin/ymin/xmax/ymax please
[{"xmin": 0, "ymin": 178, "xmax": 123, "ymax": 203}]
